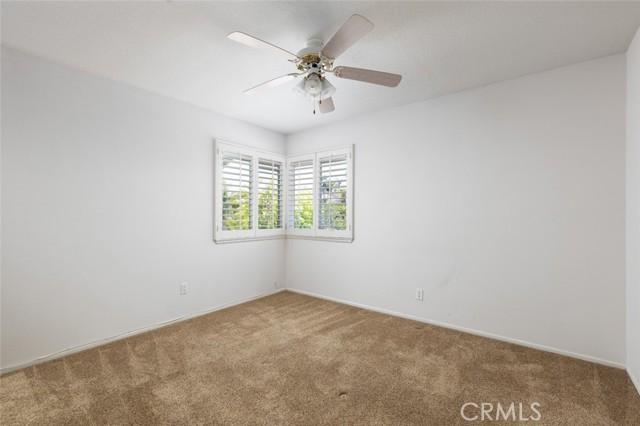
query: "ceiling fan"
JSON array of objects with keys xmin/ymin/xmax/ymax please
[{"xmin": 228, "ymin": 14, "xmax": 402, "ymax": 114}]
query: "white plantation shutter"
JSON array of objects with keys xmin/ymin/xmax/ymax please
[
  {"xmin": 315, "ymin": 146, "xmax": 352, "ymax": 240},
  {"xmin": 318, "ymin": 154, "xmax": 348, "ymax": 231},
  {"xmin": 221, "ymin": 152, "xmax": 253, "ymax": 231},
  {"xmin": 287, "ymin": 155, "xmax": 315, "ymax": 235},
  {"xmin": 257, "ymin": 158, "xmax": 283, "ymax": 232}
]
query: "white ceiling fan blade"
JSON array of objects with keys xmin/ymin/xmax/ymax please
[
  {"xmin": 320, "ymin": 14, "xmax": 374, "ymax": 60},
  {"xmin": 244, "ymin": 74, "xmax": 300, "ymax": 95},
  {"xmin": 228, "ymin": 32, "xmax": 298, "ymax": 62},
  {"xmin": 319, "ymin": 97, "xmax": 335, "ymax": 114},
  {"xmin": 333, "ymin": 66, "xmax": 402, "ymax": 87}
]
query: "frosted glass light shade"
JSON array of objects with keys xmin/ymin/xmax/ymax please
[{"xmin": 294, "ymin": 74, "xmax": 336, "ymax": 101}]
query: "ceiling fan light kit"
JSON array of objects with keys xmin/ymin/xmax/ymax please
[
  {"xmin": 228, "ymin": 14, "xmax": 403, "ymax": 114},
  {"xmin": 293, "ymin": 73, "xmax": 336, "ymax": 100}
]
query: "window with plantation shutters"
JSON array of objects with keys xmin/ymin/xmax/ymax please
[
  {"xmin": 215, "ymin": 141, "xmax": 285, "ymax": 242},
  {"xmin": 286, "ymin": 146, "xmax": 352, "ymax": 241},
  {"xmin": 215, "ymin": 141, "xmax": 352, "ymax": 242},
  {"xmin": 257, "ymin": 158, "xmax": 283, "ymax": 231}
]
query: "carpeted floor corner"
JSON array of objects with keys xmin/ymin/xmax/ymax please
[{"xmin": 1, "ymin": 291, "xmax": 639, "ymax": 425}]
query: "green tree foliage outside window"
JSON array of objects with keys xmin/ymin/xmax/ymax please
[
  {"xmin": 222, "ymin": 186, "xmax": 251, "ymax": 230},
  {"xmin": 294, "ymin": 189, "xmax": 313, "ymax": 229},
  {"xmin": 319, "ymin": 180, "xmax": 347, "ymax": 230},
  {"xmin": 258, "ymin": 181, "xmax": 280, "ymax": 229}
]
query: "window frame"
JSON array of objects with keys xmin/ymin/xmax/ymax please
[{"xmin": 214, "ymin": 140, "xmax": 353, "ymax": 243}]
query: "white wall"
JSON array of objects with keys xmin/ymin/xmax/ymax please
[
  {"xmin": 286, "ymin": 54, "xmax": 627, "ymax": 366},
  {"xmin": 1, "ymin": 46, "xmax": 630, "ymax": 373},
  {"xmin": 0, "ymin": 48, "xmax": 286, "ymax": 370},
  {"xmin": 627, "ymin": 28, "xmax": 640, "ymax": 392}
]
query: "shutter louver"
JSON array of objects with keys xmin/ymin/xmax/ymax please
[
  {"xmin": 288, "ymin": 159, "xmax": 314, "ymax": 229},
  {"xmin": 221, "ymin": 152, "xmax": 253, "ymax": 231},
  {"xmin": 258, "ymin": 159, "xmax": 283, "ymax": 229}
]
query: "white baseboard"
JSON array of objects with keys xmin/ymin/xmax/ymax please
[
  {"xmin": 286, "ymin": 288, "xmax": 626, "ymax": 370},
  {"xmin": 628, "ymin": 368, "xmax": 640, "ymax": 396},
  {"xmin": 0, "ymin": 288, "xmax": 286, "ymax": 376},
  {"xmin": 3, "ymin": 287, "xmax": 629, "ymax": 376}
]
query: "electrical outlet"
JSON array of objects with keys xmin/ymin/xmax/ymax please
[
  {"xmin": 180, "ymin": 282, "xmax": 188, "ymax": 295},
  {"xmin": 415, "ymin": 288, "xmax": 424, "ymax": 301}
]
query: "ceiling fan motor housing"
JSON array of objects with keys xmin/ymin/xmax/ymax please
[
  {"xmin": 296, "ymin": 39, "xmax": 324, "ymax": 58},
  {"xmin": 296, "ymin": 39, "xmax": 333, "ymax": 72}
]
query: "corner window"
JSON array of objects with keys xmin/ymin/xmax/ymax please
[{"xmin": 215, "ymin": 141, "xmax": 352, "ymax": 243}]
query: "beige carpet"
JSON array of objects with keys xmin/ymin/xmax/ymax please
[{"xmin": 1, "ymin": 291, "xmax": 639, "ymax": 425}]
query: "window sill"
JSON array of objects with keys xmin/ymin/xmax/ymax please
[
  {"xmin": 214, "ymin": 235, "xmax": 286, "ymax": 244},
  {"xmin": 285, "ymin": 235, "xmax": 353, "ymax": 243},
  {"xmin": 214, "ymin": 234, "xmax": 353, "ymax": 244}
]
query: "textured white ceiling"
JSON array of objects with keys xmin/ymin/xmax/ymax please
[{"xmin": 2, "ymin": 1, "xmax": 640, "ymax": 134}]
